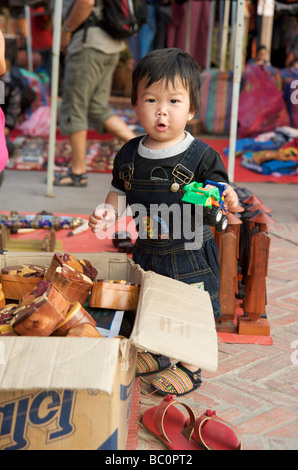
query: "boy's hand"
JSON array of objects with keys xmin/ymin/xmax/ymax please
[
  {"xmin": 223, "ymin": 184, "xmax": 238, "ymax": 211},
  {"xmin": 89, "ymin": 206, "xmax": 117, "ymax": 233}
]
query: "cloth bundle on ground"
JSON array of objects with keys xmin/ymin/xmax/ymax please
[
  {"xmin": 238, "ymin": 64, "xmax": 290, "ymax": 138},
  {"xmin": 225, "ymin": 127, "xmax": 298, "ymax": 177}
]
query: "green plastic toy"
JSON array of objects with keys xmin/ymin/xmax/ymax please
[{"xmin": 182, "ymin": 181, "xmax": 228, "ymax": 232}]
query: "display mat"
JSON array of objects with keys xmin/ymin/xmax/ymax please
[
  {"xmin": 6, "ymin": 131, "xmax": 123, "ymax": 174},
  {"xmin": 5, "ymin": 130, "xmax": 298, "ymax": 183}
]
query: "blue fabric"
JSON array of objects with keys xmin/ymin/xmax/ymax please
[
  {"xmin": 261, "ymin": 160, "xmax": 298, "ymax": 175},
  {"xmin": 224, "ymin": 136, "xmax": 286, "ymax": 156},
  {"xmin": 138, "ymin": 4, "xmax": 160, "ymax": 58}
]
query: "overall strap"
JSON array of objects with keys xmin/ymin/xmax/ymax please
[
  {"xmin": 172, "ymin": 139, "xmax": 211, "ymax": 186},
  {"xmin": 120, "ymin": 136, "xmax": 143, "ymax": 166},
  {"xmin": 118, "ymin": 136, "xmax": 143, "ymax": 187}
]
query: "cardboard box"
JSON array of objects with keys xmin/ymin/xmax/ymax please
[{"xmin": 0, "ymin": 252, "xmax": 218, "ymax": 450}]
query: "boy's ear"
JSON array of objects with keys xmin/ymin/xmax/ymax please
[{"xmin": 188, "ymin": 111, "xmax": 196, "ymax": 121}]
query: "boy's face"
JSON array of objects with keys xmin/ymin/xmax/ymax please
[{"xmin": 134, "ymin": 77, "xmax": 195, "ymax": 149}]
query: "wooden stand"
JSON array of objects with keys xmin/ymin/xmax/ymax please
[
  {"xmin": 0, "ymin": 225, "xmax": 10, "ymax": 251},
  {"xmin": 238, "ymin": 317, "xmax": 271, "ymax": 336},
  {"xmin": 215, "ymin": 196, "xmax": 275, "ymax": 337},
  {"xmin": 0, "ymin": 225, "xmax": 56, "ymax": 252},
  {"xmin": 216, "ymin": 212, "xmax": 242, "ymax": 334}
]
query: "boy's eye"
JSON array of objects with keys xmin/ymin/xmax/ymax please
[
  {"xmin": 146, "ymin": 98, "xmax": 156, "ymax": 103},
  {"xmin": 170, "ymin": 99, "xmax": 179, "ymax": 104}
]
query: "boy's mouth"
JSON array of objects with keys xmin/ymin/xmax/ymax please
[{"xmin": 156, "ymin": 123, "xmax": 167, "ymax": 132}]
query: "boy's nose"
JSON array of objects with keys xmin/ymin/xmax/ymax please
[{"xmin": 157, "ymin": 108, "xmax": 167, "ymax": 116}]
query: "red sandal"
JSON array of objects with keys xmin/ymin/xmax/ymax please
[
  {"xmin": 191, "ymin": 409, "xmax": 242, "ymax": 450},
  {"xmin": 142, "ymin": 395, "xmax": 202, "ymax": 450}
]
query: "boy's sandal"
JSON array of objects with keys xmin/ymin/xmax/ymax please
[
  {"xmin": 142, "ymin": 394, "xmax": 202, "ymax": 450},
  {"xmin": 136, "ymin": 352, "xmax": 171, "ymax": 377},
  {"xmin": 54, "ymin": 168, "xmax": 88, "ymax": 187},
  {"xmin": 151, "ymin": 362, "xmax": 202, "ymax": 396},
  {"xmin": 191, "ymin": 409, "xmax": 242, "ymax": 450}
]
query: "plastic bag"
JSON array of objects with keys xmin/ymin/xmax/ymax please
[
  {"xmin": 0, "ymin": 108, "xmax": 8, "ymax": 173},
  {"xmin": 19, "ymin": 106, "xmax": 51, "ymax": 137},
  {"xmin": 238, "ymin": 65, "xmax": 290, "ymax": 138}
]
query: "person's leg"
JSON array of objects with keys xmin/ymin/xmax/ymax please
[
  {"xmin": 57, "ymin": 51, "xmax": 91, "ymax": 186},
  {"xmin": 54, "ymin": 130, "xmax": 88, "ymax": 186},
  {"xmin": 88, "ymin": 51, "xmax": 136, "ymax": 143},
  {"xmin": 104, "ymin": 114, "xmax": 136, "ymax": 142}
]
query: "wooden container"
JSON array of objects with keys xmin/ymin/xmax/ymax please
[
  {"xmin": 53, "ymin": 302, "xmax": 97, "ymax": 337},
  {"xmin": 11, "ymin": 281, "xmax": 70, "ymax": 337},
  {"xmin": 45, "ymin": 253, "xmax": 97, "ymax": 282},
  {"xmin": 47, "ymin": 266, "xmax": 93, "ymax": 304},
  {"xmin": 90, "ymin": 280, "xmax": 140, "ymax": 311},
  {"xmin": 1, "ymin": 265, "xmax": 46, "ymax": 301},
  {"xmin": 1, "ymin": 275, "xmax": 44, "ymax": 301},
  {"xmin": 11, "ymin": 298, "xmax": 65, "ymax": 337}
]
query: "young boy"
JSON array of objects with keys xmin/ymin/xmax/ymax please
[{"xmin": 89, "ymin": 48, "xmax": 238, "ymax": 396}]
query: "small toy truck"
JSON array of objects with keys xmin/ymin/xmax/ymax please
[{"xmin": 182, "ymin": 180, "xmax": 228, "ymax": 232}]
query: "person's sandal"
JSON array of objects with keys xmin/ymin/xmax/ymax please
[
  {"xmin": 136, "ymin": 352, "xmax": 171, "ymax": 377},
  {"xmin": 142, "ymin": 394, "xmax": 201, "ymax": 450},
  {"xmin": 54, "ymin": 168, "xmax": 88, "ymax": 187},
  {"xmin": 151, "ymin": 362, "xmax": 202, "ymax": 396}
]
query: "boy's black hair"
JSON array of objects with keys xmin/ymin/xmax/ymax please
[{"xmin": 131, "ymin": 48, "xmax": 201, "ymax": 114}]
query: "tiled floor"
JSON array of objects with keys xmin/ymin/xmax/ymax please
[{"xmin": 136, "ymin": 223, "xmax": 298, "ymax": 451}]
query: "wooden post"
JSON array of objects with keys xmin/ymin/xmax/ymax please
[
  {"xmin": 258, "ymin": 0, "xmax": 275, "ymax": 59},
  {"xmin": 220, "ymin": 0, "xmax": 231, "ymax": 72}
]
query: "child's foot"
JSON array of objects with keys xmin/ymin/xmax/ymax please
[
  {"xmin": 136, "ymin": 352, "xmax": 171, "ymax": 377},
  {"xmin": 151, "ymin": 362, "xmax": 202, "ymax": 396}
]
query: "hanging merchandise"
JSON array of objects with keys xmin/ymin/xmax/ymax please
[
  {"xmin": 238, "ymin": 65, "xmax": 290, "ymax": 137},
  {"xmin": 199, "ymin": 69, "xmax": 234, "ymax": 135}
]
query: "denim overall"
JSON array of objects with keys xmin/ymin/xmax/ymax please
[{"xmin": 119, "ymin": 137, "xmax": 222, "ymax": 319}]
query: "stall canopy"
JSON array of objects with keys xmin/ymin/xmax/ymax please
[{"xmin": 23, "ymin": 0, "xmax": 246, "ymax": 196}]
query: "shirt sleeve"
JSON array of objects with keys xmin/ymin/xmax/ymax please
[
  {"xmin": 195, "ymin": 146, "xmax": 229, "ymax": 185},
  {"xmin": 110, "ymin": 144, "xmax": 127, "ymax": 193}
]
